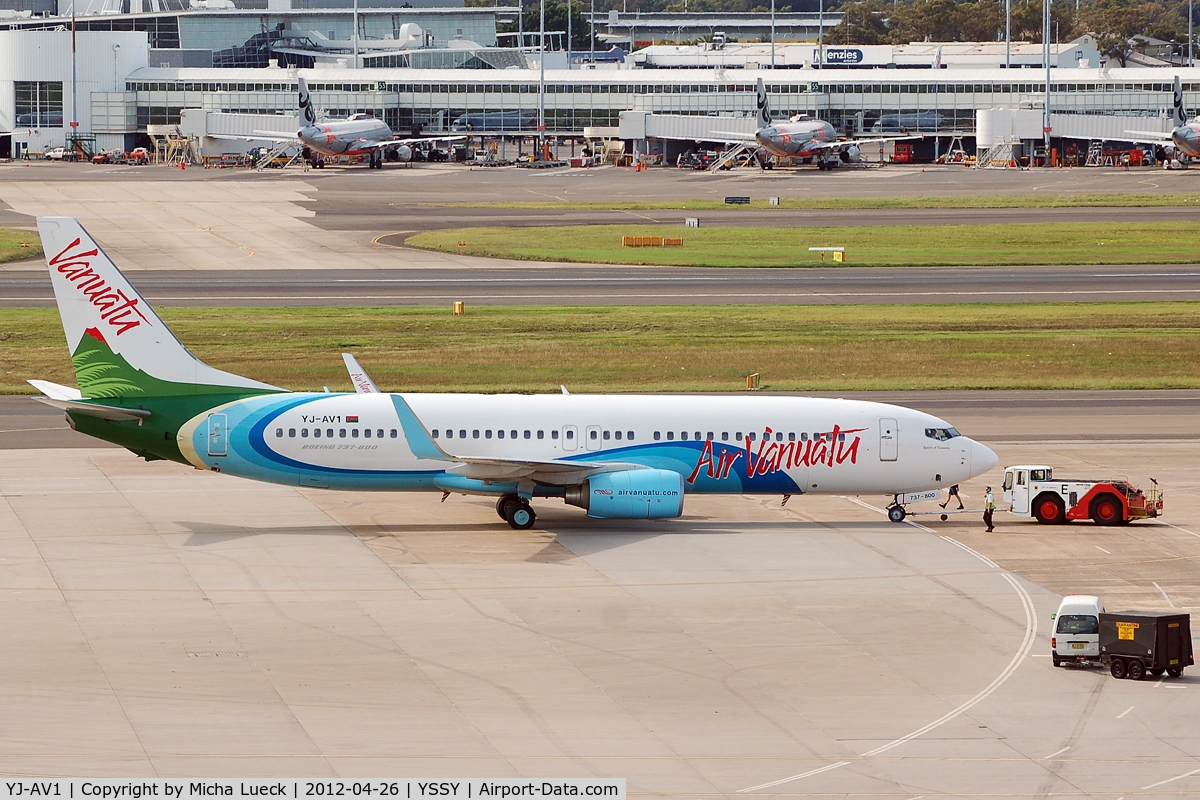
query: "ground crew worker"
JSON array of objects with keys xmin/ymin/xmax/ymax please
[
  {"xmin": 984, "ymin": 486, "xmax": 996, "ymax": 532},
  {"xmin": 941, "ymin": 484, "xmax": 964, "ymax": 510}
]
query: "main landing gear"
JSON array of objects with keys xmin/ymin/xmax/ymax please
[
  {"xmin": 368, "ymin": 150, "xmax": 384, "ymax": 169},
  {"xmin": 496, "ymin": 494, "xmax": 537, "ymax": 530}
]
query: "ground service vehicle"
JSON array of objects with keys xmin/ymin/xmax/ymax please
[
  {"xmin": 1100, "ymin": 612, "xmax": 1193, "ymax": 680},
  {"xmin": 43, "ymin": 147, "xmax": 67, "ymax": 161},
  {"xmin": 1003, "ymin": 465, "xmax": 1162, "ymax": 525},
  {"xmin": 1051, "ymin": 595, "xmax": 1104, "ymax": 667}
]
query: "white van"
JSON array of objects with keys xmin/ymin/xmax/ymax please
[{"xmin": 1051, "ymin": 595, "xmax": 1104, "ymax": 667}]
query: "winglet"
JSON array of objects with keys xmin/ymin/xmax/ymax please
[
  {"xmin": 560, "ymin": 385, "xmax": 570, "ymax": 395},
  {"xmin": 391, "ymin": 394, "xmax": 452, "ymax": 461},
  {"xmin": 342, "ymin": 353, "xmax": 379, "ymax": 393}
]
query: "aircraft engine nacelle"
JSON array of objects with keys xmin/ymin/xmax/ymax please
[
  {"xmin": 841, "ymin": 145, "xmax": 863, "ymax": 163},
  {"xmin": 564, "ymin": 469, "xmax": 684, "ymax": 520},
  {"xmin": 387, "ymin": 145, "xmax": 413, "ymax": 162}
]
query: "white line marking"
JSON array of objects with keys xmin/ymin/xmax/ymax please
[
  {"xmin": 1155, "ymin": 677, "xmax": 1166, "ymax": 688},
  {"xmin": 1095, "ymin": 545, "xmax": 1112, "ymax": 554},
  {"xmin": 1163, "ymin": 522, "xmax": 1200, "ymax": 539},
  {"xmin": 1117, "ymin": 705, "xmax": 1135, "ymax": 718},
  {"xmin": 739, "ymin": 509, "xmax": 1036, "ymax": 793},
  {"xmin": 738, "ymin": 761, "xmax": 851, "ymax": 792},
  {"xmin": 939, "ymin": 535, "xmax": 1001, "ymax": 569},
  {"xmin": 1143, "ymin": 766, "xmax": 1200, "ymax": 790},
  {"xmin": 1031, "ymin": 653, "xmax": 1051, "ymax": 657},
  {"xmin": 1153, "ymin": 581, "xmax": 1177, "ymax": 608},
  {"xmin": 1042, "ymin": 746, "xmax": 1071, "ymax": 759}
]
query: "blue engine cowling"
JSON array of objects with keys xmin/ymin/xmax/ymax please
[{"xmin": 566, "ymin": 469, "xmax": 685, "ymax": 520}]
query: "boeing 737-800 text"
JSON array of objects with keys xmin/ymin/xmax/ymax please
[{"xmin": 29, "ymin": 218, "xmax": 998, "ymax": 529}]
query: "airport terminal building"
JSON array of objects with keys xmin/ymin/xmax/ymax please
[{"xmin": 3, "ymin": 18, "xmax": 1199, "ymax": 159}]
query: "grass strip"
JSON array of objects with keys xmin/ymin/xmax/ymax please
[
  {"xmin": 407, "ymin": 222, "xmax": 1200, "ymax": 268},
  {"xmin": 3, "ymin": 303, "xmax": 1198, "ymax": 394},
  {"xmin": 421, "ymin": 193, "xmax": 1200, "ymax": 211},
  {"xmin": 0, "ymin": 228, "xmax": 42, "ymax": 264}
]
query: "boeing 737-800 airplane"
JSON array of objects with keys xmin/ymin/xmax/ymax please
[
  {"xmin": 1124, "ymin": 76, "xmax": 1200, "ymax": 167},
  {"xmin": 30, "ymin": 218, "xmax": 998, "ymax": 529}
]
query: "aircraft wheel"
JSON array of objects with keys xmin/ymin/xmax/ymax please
[
  {"xmin": 496, "ymin": 494, "xmax": 520, "ymax": 521},
  {"xmin": 887, "ymin": 505, "xmax": 906, "ymax": 523},
  {"xmin": 506, "ymin": 502, "xmax": 536, "ymax": 530}
]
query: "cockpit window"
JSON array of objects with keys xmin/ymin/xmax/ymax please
[
  {"xmin": 1056, "ymin": 614, "xmax": 1098, "ymax": 635},
  {"xmin": 924, "ymin": 427, "xmax": 961, "ymax": 441}
]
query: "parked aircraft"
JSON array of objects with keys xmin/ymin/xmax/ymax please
[
  {"xmin": 30, "ymin": 217, "xmax": 998, "ymax": 530},
  {"xmin": 228, "ymin": 74, "xmax": 464, "ymax": 169},
  {"xmin": 1124, "ymin": 76, "xmax": 1200, "ymax": 166}
]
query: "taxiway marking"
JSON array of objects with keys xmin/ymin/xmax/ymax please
[
  {"xmin": 1117, "ymin": 706, "xmax": 1135, "ymax": 718},
  {"xmin": 1143, "ymin": 765, "xmax": 1200, "ymax": 790}
]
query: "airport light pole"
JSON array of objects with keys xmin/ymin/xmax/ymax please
[
  {"xmin": 1043, "ymin": 0, "xmax": 1051, "ymax": 162},
  {"xmin": 539, "ymin": 0, "xmax": 545, "ymax": 159},
  {"xmin": 590, "ymin": 0, "xmax": 594, "ymax": 63},
  {"xmin": 1190, "ymin": 0, "xmax": 1194, "ymax": 67},
  {"xmin": 567, "ymin": 0, "xmax": 572, "ymax": 69},
  {"xmin": 352, "ymin": 0, "xmax": 359, "ymax": 67},
  {"xmin": 1005, "ymin": 0, "xmax": 1010, "ymax": 69},
  {"xmin": 770, "ymin": 0, "xmax": 775, "ymax": 69},
  {"xmin": 817, "ymin": 0, "xmax": 823, "ymax": 69}
]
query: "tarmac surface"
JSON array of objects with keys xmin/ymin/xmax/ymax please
[
  {"xmin": 2, "ymin": 163, "xmax": 1199, "ymax": 305},
  {"xmin": 2, "ymin": 393, "xmax": 1198, "ymax": 794}
]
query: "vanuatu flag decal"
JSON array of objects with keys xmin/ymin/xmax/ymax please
[{"xmin": 346, "ymin": 415, "xmax": 359, "ymax": 423}]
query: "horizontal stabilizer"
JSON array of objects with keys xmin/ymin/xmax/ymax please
[
  {"xmin": 34, "ymin": 396, "xmax": 151, "ymax": 421},
  {"xmin": 27, "ymin": 379, "xmax": 82, "ymax": 401}
]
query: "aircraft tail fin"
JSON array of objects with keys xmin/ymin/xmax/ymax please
[
  {"xmin": 298, "ymin": 74, "xmax": 318, "ymax": 127},
  {"xmin": 756, "ymin": 77, "xmax": 771, "ymax": 129},
  {"xmin": 1173, "ymin": 75, "xmax": 1187, "ymax": 127},
  {"xmin": 36, "ymin": 217, "xmax": 283, "ymax": 400}
]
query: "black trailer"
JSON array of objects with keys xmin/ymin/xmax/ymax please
[{"xmin": 1099, "ymin": 611, "xmax": 1193, "ymax": 680}]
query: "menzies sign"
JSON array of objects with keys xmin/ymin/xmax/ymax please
[{"xmin": 820, "ymin": 48, "xmax": 864, "ymax": 65}]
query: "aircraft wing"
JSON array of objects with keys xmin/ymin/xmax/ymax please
[
  {"xmin": 806, "ymin": 134, "xmax": 923, "ymax": 152},
  {"xmin": 362, "ymin": 134, "xmax": 470, "ymax": 150},
  {"xmin": 200, "ymin": 131, "xmax": 298, "ymax": 144},
  {"xmin": 393, "ymin": 394, "xmax": 648, "ymax": 486},
  {"xmin": 1121, "ymin": 130, "xmax": 1172, "ymax": 144}
]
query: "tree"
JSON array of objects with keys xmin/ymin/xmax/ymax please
[
  {"xmin": 826, "ymin": 0, "xmax": 890, "ymax": 45},
  {"xmin": 1082, "ymin": 0, "xmax": 1148, "ymax": 65}
]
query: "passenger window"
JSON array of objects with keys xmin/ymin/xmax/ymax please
[
  {"xmin": 289, "ymin": 428, "xmax": 296, "ymax": 438},
  {"xmin": 680, "ymin": 431, "xmax": 688, "ymax": 440},
  {"xmin": 497, "ymin": 430, "xmax": 505, "ymax": 439},
  {"xmin": 302, "ymin": 428, "xmax": 309, "ymax": 438},
  {"xmin": 627, "ymin": 431, "xmax": 634, "ymax": 441},
  {"xmin": 445, "ymin": 429, "xmax": 453, "ymax": 439},
  {"xmin": 694, "ymin": 432, "xmax": 701, "ymax": 440},
  {"xmin": 552, "ymin": 430, "xmax": 559, "ymax": 439},
  {"xmin": 275, "ymin": 428, "xmax": 283, "ymax": 437},
  {"xmin": 473, "ymin": 430, "xmax": 480, "ymax": 439},
  {"xmin": 590, "ymin": 430, "xmax": 597, "ymax": 440},
  {"xmin": 391, "ymin": 429, "xmax": 398, "ymax": 438},
  {"xmin": 364, "ymin": 429, "xmax": 372, "ymax": 438},
  {"xmin": 721, "ymin": 432, "xmax": 729, "ymax": 441},
  {"xmin": 603, "ymin": 431, "xmax": 610, "ymax": 440},
  {"xmin": 432, "ymin": 429, "xmax": 439, "ymax": 438},
  {"xmin": 706, "ymin": 432, "xmax": 713, "ymax": 441},
  {"xmin": 801, "ymin": 432, "xmax": 808, "ymax": 441},
  {"xmin": 537, "ymin": 430, "xmax": 544, "ymax": 439},
  {"xmin": 339, "ymin": 429, "xmax": 346, "ymax": 438},
  {"xmin": 654, "ymin": 431, "xmax": 661, "ymax": 441},
  {"xmin": 788, "ymin": 432, "xmax": 795, "ymax": 442},
  {"xmin": 838, "ymin": 433, "xmax": 845, "ymax": 442},
  {"xmin": 667, "ymin": 431, "xmax": 675, "ymax": 441},
  {"xmin": 749, "ymin": 432, "xmax": 757, "ymax": 442},
  {"xmin": 775, "ymin": 432, "xmax": 783, "ymax": 441},
  {"xmin": 524, "ymin": 430, "xmax": 531, "ymax": 439},
  {"xmin": 614, "ymin": 431, "xmax": 622, "ymax": 440},
  {"xmin": 377, "ymin": 429, "xmax": 383, "ymax": 438},
  {"xmin": 459, "ymin": 430, "xmax": 466, "ymax": 438},
  {"xmin": 736, "ymin": 432, "xmax": 743, "ymax": 441},
  {"xmin": 566, "ymin": 430, "xmax": 573, "ymax": 440},
  {"xmin": 486, "ymin": 430, "xmax": 492, "ymax": 439},
  {"xmin": 349, "ymin": 429, "xmax": 356, "ymax": 438},
  {"xmin": 510, "ymin": 430, "xmax": 517, "ymax": 439},
  {"xmin": 314, "ymin": 429, "xmax": 322, "ymax": 438}
]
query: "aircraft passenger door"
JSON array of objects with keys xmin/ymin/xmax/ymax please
[
  {"xmin": 207, "ymin": 413, "xmax": 228, "ymax": 457},
  {"xmin": 879, "ymin": 418, "xmax": 897, "ymax": 461},
  {"xmin": 561, "ymin": 425, "xmax": 578, "ymax": 452},
  {"xmin": 585, "ymin": 425, "xmax": 602, "ymax": 451}
]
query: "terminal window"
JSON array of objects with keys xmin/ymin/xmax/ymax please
[{"xmin": 15, "ymin": 81, "xmax": 63, "ymax": 128}]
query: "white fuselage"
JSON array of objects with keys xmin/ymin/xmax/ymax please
[
  {"xmin": 299, "ymin": 118, "xmax": 401, "ymax": 157},
  {"xmin": 178, "ymin": 392, "xmax": 998, "ymax": 499}
]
